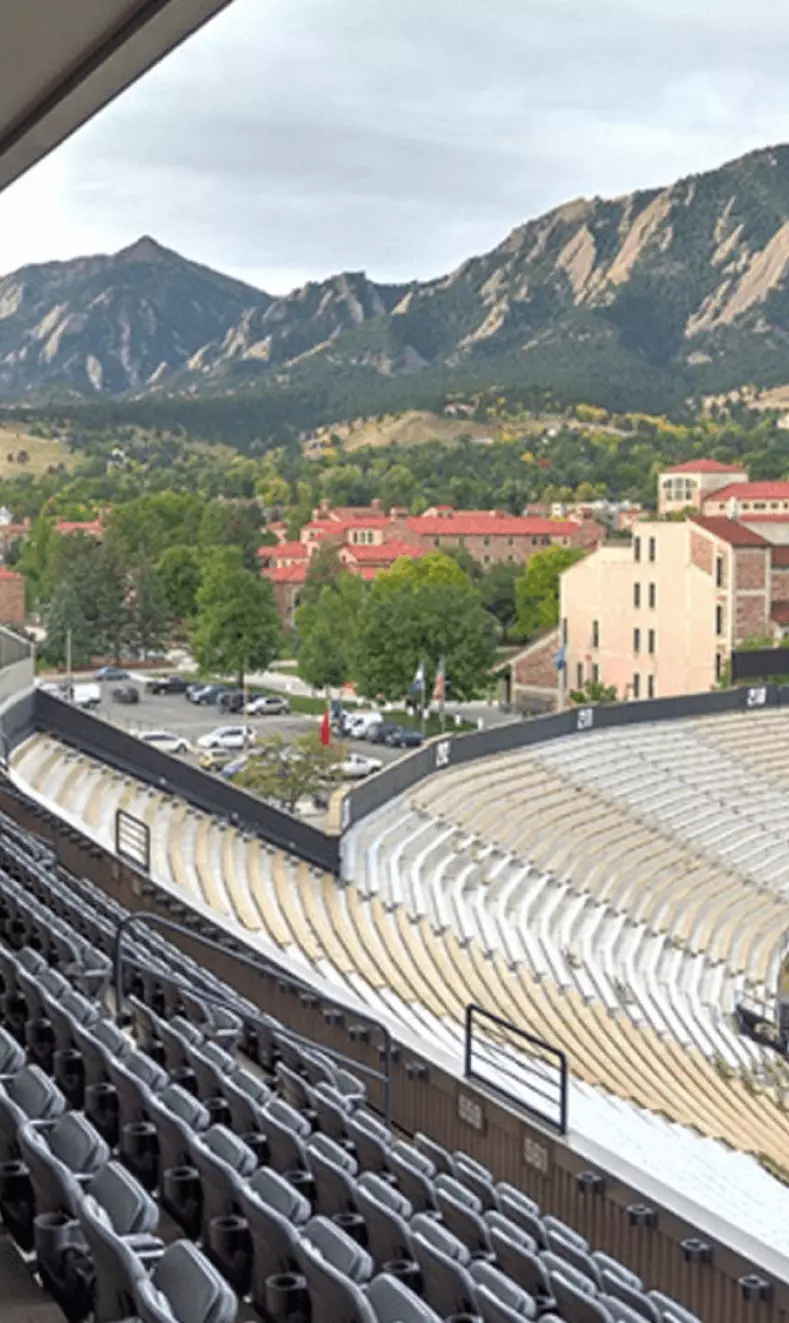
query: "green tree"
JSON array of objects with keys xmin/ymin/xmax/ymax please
[
  {"xmin": 300, "ymin": 543, "xmax": 343, "ymax": 607},
  {"xmin": 16, "ymin": 515, "xmax": 55, "ymax": 608},
  {"xmin": 356, "ymin": 553, "xmax": 496, "ymax": 700},
  {"xmin": 380, "ymin": 463, "xmax": 416, "ymax": 510},
  {"xmin": 481, "ymin": 561, "xmax": 520, "ymax": 638},
  {"xmin": 235, "ymin": 731, "xmax": 343, "ymax": 814},
  {"xmin": 516, "ymin": 545, "xmax": 584, "ymax": 639},
  {"xmin": 41, "ymin": 579, "xmax": 93, "ymax": 668},
  {"xmin": 295, "ymin": 573, "xmax": 365, "ymax": 691},
  {"xmin": 126, "ymin": 560, "xmax": 170, "ymax": 658},
  {"xmin": 199, "ymin": 500, "xmax": 262, "ymax": 570},
  {"xmin": 191, "ymin": 547, "xmax": 281, "ymax": 688},
  {"xmin": 569, "ymin": 679, "xmax": 618, "ymax": 705},
  {"xmin": 157, "ymin": 544, "xmax": 202, "ymax": 622}
]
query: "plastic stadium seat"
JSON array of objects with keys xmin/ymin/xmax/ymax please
[
  {"xmin": 366, "ymin": 1272, "xmax": 443, "ymax": 1323},
  {"xmin": 0, "ymin": 1064, "xmax": 65, "ymax": 1159},
  {"xmin": 0, "ymin": 1023, "xmax": 25, "ymax": 1075},
  {"xmin": 133, "ymin": 1238, "xmax": 238, "ymax": 1323},
  {"xmin": 551, "ymin": 1272, "xmax": 613, "ymax": 1323},
  {"xmin": 145, "ymin": 1083, "xmax": 211, "ymax": 1209},
  {"xmin": 489, "ymin": 1228, "xmax": 554, "ymax": 1308},
  {"xmin": 188, "ymin": 1124, "xmax": 257, "ymax": 1242},
  {"xmin": 410, "ymin": 1219, "xmax": 479, "ymax": 1317},
  {"xmin": 470, "ymin": 1259, "xmax": 538, "ymax": 1321},
  {"xmin": 303, "ymin": 1213, "xmax": 374, "ymax": 1283},
  {"xmin": 345, "ymin": 1110, "xmax": 391, "ymax": 1172},
  {"xmin": 386, "ymin": 1141, "xmax": 438, "ymax": 1213},
  {"xmin": 354, "ymin": 1171, "xmax": 414, "ymax": 1268},
  {"xmin": 236, "ymin": 1166, "xmax": 310, "ymax": 1317},
  {"xmin": 648, "ymin": 1292, "xmax": 702, "ymax": 1323},
  {"xmin": 307, "ymin": 1130, "xmax": 359, "ymax": 1218}
]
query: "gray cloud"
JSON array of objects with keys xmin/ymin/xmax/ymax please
[{"xmin": 5, "ymin": 0, "xmax": 789, "ymax": 291}]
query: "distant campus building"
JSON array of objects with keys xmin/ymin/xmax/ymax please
[
  {"xmin": 560, "ymin": 459, "xmax": 789, "ymax": 701},
  {"xmin": 259, "ymin": 500, "xmax": 603, "ymax": 626}
]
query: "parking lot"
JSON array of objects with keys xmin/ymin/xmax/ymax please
[{"xmin": 81, "ymin": 677, "xmax": 408, "ymax": 772}]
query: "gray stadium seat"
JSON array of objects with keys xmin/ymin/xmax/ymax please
[{"xmin": 133, "ymin": 1239, "xmax": 238, "ymax": 1323}]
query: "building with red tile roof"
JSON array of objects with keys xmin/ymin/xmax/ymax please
[
  {"xmin": 54, "ymin": 519, "xmax": 103, "ymax": 538},
  {"xmin": 658, "ymin": 458, "xmax": 748, "ymax": 515},
  {"xmin": 663, "ymin": 458, "xmax": 745, "ymax": 475}
]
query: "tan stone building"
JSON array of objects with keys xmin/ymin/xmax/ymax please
[
  {"xmin": 657, "ymin": 459, "xmax": 748, "ymax": 515},
  {"xmin": 560, "ymin": 515, "xmax": 787, "ymax": 700}
]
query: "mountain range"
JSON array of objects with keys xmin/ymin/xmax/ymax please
[{"xmin": 6, "ymin": 144, "xmax": 789, "ymax": 412}]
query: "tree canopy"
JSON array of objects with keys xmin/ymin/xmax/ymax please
[
  {"xmin": 515, "ymin": 545, "xmax": 584, "ymax": 639},
  {"xmin": 190, "ymin": 546, "xmax": 281, "ymax": 686}
]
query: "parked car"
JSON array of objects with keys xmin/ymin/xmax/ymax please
[
  {"xmin": 218, "ymin": 689, "xmax": 245, "ymax": 713},
  {"xmin": 139, "ymin": 730, "xmax": 190, "ymax": 755},
  {"xmin": 337, "ymin": 751, "xmax": 383, "ymax": 779},
  {"xmin": 199, "ymin": 749, "xmax": 232, "ymax": 771},
  {"xmin": 70, "ymin": 682, "xmax": 101, "ymax": 710},
  {"xmin": 345, "ymin": 711, "xmax": 384, "ymax": 740},
  {"xmin": 112, "ymin": 684, "xmax": 139, "ymax": 705},
  {"xmin": 36, "ymin": 680, "xmax": 68, "ymax": 699},
  {"xmin": 385, "ymin": 725, "xmax": 424, "ymax": 748},
  {"xmin": 95, "ymin": 665, "xmax": 130, "ymax": 682},
  {"xmin": 368, "ymin": 721, "xmax": 401, "ymax": 745},
  {"xmin": 196, "ymin": 725, "xmax": 256, "ymax": 752},
  {"xmin": 148, "ymin": 674, "xmax": 188, "ymax": 696},
  {"xmin": 219, "ymin": 756, "xmax": 248, "ymax": 779},
  {"xmin": 188, "ymin": 684, "xmax": 227, "ymax": 706},
  {"xmin": 246, "ymin": 694, "xmax": 290, "ymax": 716}
]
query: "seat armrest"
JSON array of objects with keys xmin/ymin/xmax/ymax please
[{"xmin": 124, "ymin": 1233, "xmax": 165, "ymax": 1268}]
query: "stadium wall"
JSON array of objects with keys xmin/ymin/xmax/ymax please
[
  {"xmin": 344, "ymin": 681, "xmax": 784, "ymax": 825},
  {"xmin": 0, "ymin": 779, "xmax": 784, "ymax": 1323},
  {"xmin": 34, "ymin": 690, "xmax": 340, "ymax": 874}
]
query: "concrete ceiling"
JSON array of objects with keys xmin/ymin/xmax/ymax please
[{"xmin": 0, "ymin": 0, "xmax": 235, "ymax": 195}]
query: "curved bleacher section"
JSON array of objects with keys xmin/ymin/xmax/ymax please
[
  {"xmin": 0, "ymin": 797, "xmax": 709, "ymax": 1323},
  {"xmin": 12, "ymin": 730, "xmax": 789, "ymax": 1289}
]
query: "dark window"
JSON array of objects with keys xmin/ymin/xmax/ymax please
[
  {"xmin": 562, "ymin": 617, "xmax": 568, "ymax": 646},
  {"xmin": 715, "ymin": 652, "xmax": 723, "ymax": 680},
  {"xmin": 649, "ymin": 582, "xmax": 656, "ymax": 608},
  {"xmin": 633, "ymin": 628, "xmax": 641, "ymax": 653},
  {"xmin": 634, "ymin": 583, "xmax": 641, "ymax": 608},
  {"xmin": 576, "ymin": 662, "xmax": 583, "ymax": 687},
  {"xmin": 592, "ymin": 620, "xmax": 599, "ymax": 648},
  {"xmin": 592, "ymin": 663, "xmax": 599, "ymax": 684},
  {"xmin": 648, "ymin": 537, "xmax": 656, "ymax": 562},
  {"xmin": 716, "ymin": 605, "xmax": 724, "ymax": 636},
  {"xmin": 483, "ymin": 537, "xmax": 490, "ymax": 547},
  {"xmin": 648, "ymin": 629, "xmax": 655, "ymax": 654},
  {"xmin": 647, "ymin": 675, "xmax": 655, "ymax": 699},
  {"xmin": 634, "ymin": 537, "xmax": 641, "ymax": 563},
  {"xmin": 632, "ymin": 673, "xmax": 641, "ymax": 698},
  {"xmin": 715, "ymin": 556, "xmax": 723, "ymax": 588}
]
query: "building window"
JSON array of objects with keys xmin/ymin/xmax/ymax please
[
  {"xmin": 542, "ymin": 536, "xmax": 550, "ymax": 546},
  {"xmin": 649, "ymin": 582, "xmax": 656, "ymax": 608},
  {"xmin": 634, "ymin": 583, "xmax": 641, "ymax": 608},
  {"xmin": 484, "ymin": 555, "xmax": 490, "ymax": 565},
  {"xmin": 633, "ymin": 628, "xmax": 641, "ymax": 653},
  {"xmin": 562, "ymin": 617, "xmax": 568, "ymax": 646},
  {"xmin": 647, "ymin": 675, "xmax": 655, "ymax": 699},
  {"xmin": 632, "ymin": 673, "xmax": 641, "ymax": 698},
  {"xmin": 592, "ymin": 620, "xmax": 599, "ymax": 648},
  {"xmin": 715, "ymin": 652, "xmax": 723, "ymax": 681},
  {"xmin": 648, "ymin": 629, "xmax": 655, "ymax": 654},
  {"xmin": 483, "ymin": 537, "xmax": 490, "ymax": 547},
  {"xmin": 592, "ymin": 663, "xmax": 599, "ymax": 684},
  {"xmin": 715, "ymin": 556, "xmax": 723, "ymax": 588},
  {"xmin": 648, "ymin": 537, "xmax": 656, "ymax": 562},
  {"xmin": 508, "ymin": 537, "xmax": 514, "ymax": 546},
  {"xmin": 434, "ymin": 538, "xmax": 440, "ymax": 547},
  {"xmin": 716, "ymin": 604, "xmax": 724, "ymax": 636},
  {"xmin": 531, "ymin": 537, "xmax": 538, "ymax": 547},
  {"xmin": 576, "ymin": 662, "xmax": 583, "ymax": 687},
  {"xmin": 634, "ymin": 537, "xmax": 641, "ymax": 563}
]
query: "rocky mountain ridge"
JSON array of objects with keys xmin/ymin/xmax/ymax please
[{"xmin": 6, "ymin": 144, "xmax": 789, "ymax": 404}]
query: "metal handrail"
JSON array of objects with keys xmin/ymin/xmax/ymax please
[
  {"xmin": 464, "ymin": 1002, "xmax": 568, "ymax": 1134},
  {"xmin": 113, "ymin": 910, "xmax": 393, "ymax": 1123}
]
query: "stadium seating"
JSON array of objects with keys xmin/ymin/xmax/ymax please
[
  {"xmin": 0, "ymin": 797, "xmax": 703, "ymax": 1323},
  {"xmin": 13, "ymin": 732, "xmax": 789, "ymax": 1240}
]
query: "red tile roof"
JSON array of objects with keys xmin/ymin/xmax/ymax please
[
  {"xmin": 0, "ymin": 569, "xmax": 21, "ymax": 581},
  {"xmin": 664, "ymin": 459, "xmax": 746, "ymax": 474},
  {"xmin": 690, "ymin": 516, "xmax": 771, "ymax": 547},
  {"xmin": 55, "ymin": 520, "xmax": 102, "ymax": 536},
  {"xmin": 407, "ymin": 513, "xmax": 577, "ymax": 537},
  {"xmin": 257, "ymin": 540, "xmax": 309, "ymax": 560},
  {"xmin": 704, "ymin": 482, "xmax": 789, "ymax": 503},
  {"xmin": 739, "ymin": 513, "xmax": 789, "ymax": 523},
  {"xmin": 263, "ymin": 564, "xmax": 307, "ymax": 583},
  {"xmin": 342, "ymin": 540, "xmax": 426, "ymax": 564}
]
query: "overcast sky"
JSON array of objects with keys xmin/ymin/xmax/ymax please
[{"xmin": 4, "ymin": 0, "xmax": 789, "ymax": 294}]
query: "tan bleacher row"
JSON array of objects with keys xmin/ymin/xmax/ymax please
[{"xmin": 12, "ymin": 732, "xmax": 789, "ymax": 1172}]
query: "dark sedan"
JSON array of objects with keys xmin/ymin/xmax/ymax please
[
  {"xmin": 111, "ymin": 684, "xmax": 139, "ymax": 705},
  {"xmin": 385, "ymin": 726, "xmax": 424, "ymax": 748}
]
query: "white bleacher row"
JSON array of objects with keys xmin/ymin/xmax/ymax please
[{"xmin": 13, "ymin": 733, "xmax": 789, "ymax": 1275}]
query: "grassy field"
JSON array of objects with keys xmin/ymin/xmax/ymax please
[
  {"xmin": 303, "ymin": 410, "xmax": 496, "ymax": 455},
  {"xmin": 0, "ymin": 424, "xmax": 76, "ymax": 477}
]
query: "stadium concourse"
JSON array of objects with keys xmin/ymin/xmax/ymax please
[{"xmin": 10, "ymin": 705, "xmax": 789, "ymax": 1295}]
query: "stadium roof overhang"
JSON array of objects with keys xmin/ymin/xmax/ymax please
[{"xmin": 0, "ymin": 0, "xmax": 235, "ymax": 195}]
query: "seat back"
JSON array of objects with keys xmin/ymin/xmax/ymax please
[
  {"xmin": 18, "ymin": 1121, "xmax": 82, "ymax": 1218},
  {"xmin": 137, "ymin": 1240, "xmax": 238, "ymax": 1323},
  {"xmin": 238, "ymin": 1173, "xmax": 302, "ymax": 1307},
  {"xmin": 409, "ymin": 1230, "xmax": 477, "ymax": 1317},
  {"xmin": 296, "ymin": 1236, "xmax": 378, "ymax": 1323},
  {"xmin": 77, "ymin": 1194, "xmax": 147, "ymax": 1323},
  {"xmin": 303, "ymin": 1214, "xmax": 374, "ymax": 1283},
  {"xmin": 189, "ymin": 1125, "xmax": 257, "ymax": 1239},
  {"xmin": 87, "ymin": 1161, "xmax": 159, "ymax": 1236},
  {"xmin": 308, "ymin": 1136, "xmax": 357, "ymax": 1218},
  {"xmin": 551, "ymin": 1273, "xmax": 614, "ymax": 1323},
  {"xmin": 366, "ymin": 1273, "xmax": 444, "ymax": 1323},
  {"xmin": 354, "ymin": 1178, "xmax": 412, "ymax": 1268}
]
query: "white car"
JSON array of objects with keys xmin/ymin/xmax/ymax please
[
  {"xmin": 246, "ymin": 694, "xmax": 290, "ymax": 716},
  {"xmin": 196, "ymin": 725, "xmax": 256, "ymax": 752},
  {"xmin": 139, "ymin": 730, "xmax": 190, "ymax": 755},
  {"xmin": 345, "ymin": 711, "xmax": 383, "ymax": 740},
  {"xmin": 338, "ymin": 751, "xmax": 383, "ymax": 779}
]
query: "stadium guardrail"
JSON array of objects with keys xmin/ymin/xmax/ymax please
[
  {"xmin": 344, "ymin": 681, "xmax": 788, "ymax": 825},
  {"xmin": 34, "ymin": 690, "xmax": 341, "ymax": 874}
]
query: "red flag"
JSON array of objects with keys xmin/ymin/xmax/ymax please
[{"xmin": 320, "ymin": 709, "xmax": 331, "ymax": 746}]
